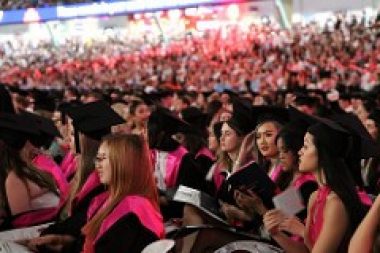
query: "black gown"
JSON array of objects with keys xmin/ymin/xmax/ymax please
[{"xmin": 62, "ymin": 213, "xmax": 159, "ymax": 253}]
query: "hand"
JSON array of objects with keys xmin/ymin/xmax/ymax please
[
  {"xmin": 26, "ymin": 235, "xmax": 75, "ymax": 253},
  {"xmin": 279, "ymin": 216, "xmax": 305, "ymax": 237},
  {"xmin": 234, "ymin": 189, "xmax": 267, "ymax": 216},
  {"xmin": 263, "ymin": 209, "xmax": 287, "ymax": 235},
  {"xmin": 220, "ymin": 201, "xmax": 252, "ymax": 224}
]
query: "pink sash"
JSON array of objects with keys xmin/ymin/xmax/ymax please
[
  {"xmin": 12, "ymin": 207, "xmax": 58, "ymax": 228},
  {"xmin": 270, "ymin": 164, "xmax": 283, "ymax": 182},
  {"xmin": 71, "ymin": 171, "xmax": 101, "ymax": 214},
  {"xmin": 87, "ymin": 193, "xmax": 164, "ymax": 245},
  {"xmin": 60, "ymin": 151, "xmax": 77, "ymax": 180},
  {"xmin": 164, "ymin": 146, "xmax": 188, "ymax": 188},
  {"xmin": 308, "ymin": 186, "xmax": 330, "ymax": 247},
  {"xmin": 195, "ymin": 147, "xmax": 215, "ymax": 160},
  {"xmin": 33, "ymin": 154, "xmax": 70, "ymax": 202},
  {"xmin": 292, "ymin": 173, "xmax": 316, "ymax": 190}
]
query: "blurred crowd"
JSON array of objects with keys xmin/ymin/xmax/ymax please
[{"xmin": 1, "ymin": 13, "xmax": 380, "ymax": 98}]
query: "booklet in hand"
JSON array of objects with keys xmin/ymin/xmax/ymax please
[
  {"xmin": 173, "ymin": 185, "xmax": 228, "ymax": 225},
  {"xmin": 272, "ymin": 187, "xmax": 305, "ymax": 216},
  {"xmin": 226, "ymin": 162, "xmax": 277, "ymax": 209}
]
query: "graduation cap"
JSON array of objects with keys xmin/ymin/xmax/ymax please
[
  {"xmin": 20, "ymin": 111, "xmax": 62, "ymax": 149},
  {"xmin": 67, "ymin": 101, "xmax": 125, "ymax": 153},
  {"xmin": 289, "ymin": 106, "xmax": 352, "ymax": 158},
  {"xmin": 251, "ymin": 105, "xmax": 289, "ymax": 126},
  {"xmin": 330, "ymin": 113, "xmax": 380, "ymax": 158},
  {"xmin": 33, "ymin": 90, "xmax": 57, "ymax": 113},
  {"xmin": 180, "ymin": 107, "xmax": 208, "ymax": 136},
  {"xmin": 148, "ymin": 107, "xmax": 190, "ymax": 136},
  {"xmin": 226, "ymin": 99, "xmax": 255, "ymax": 136},
  {"xmin": 57, "ymin": 100, "xmax": 82, "ymax": 125},
  {"xmin": 294, "ymin": 94, "xmax": 319, "ymax": 107},
  {"xmin": 0, "ymin": 113, "xmax": 39, "ymax": 150},
  {"xmin": 369, "ymin": 109, "xmax": 380, "ymax": 125}
]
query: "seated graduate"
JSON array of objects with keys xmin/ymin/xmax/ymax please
[
  {"xmin": 26, "ymin": 134, "xmax": 164, "ymax": 253},
  {"xmin": 20, "ymin": 111, "xmax": 70, "ymax": 206},
  {"xmin": 38, "ymin": 101, "xmax": 125, "ymax": 239},
  {"xmin": 177, "ymin": 106, "xmax": 216, "ymax": 195},
  {"xmin": 0, "ymin": 113, "xmax": 60, "ymax": 230},
  {"xmin": 362, "ymin": 109, "xmax": 380, "ymax": 195},
  {"xmin": 263, "ymin": 115, "xmax": 368, "ymax": 253},
  {"xmin": 148, "ymin": 106, "xmax": 197, "ymax": 220}
]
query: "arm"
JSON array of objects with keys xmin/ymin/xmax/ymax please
[
  {"xmin": 349, "ymin": 195, "xmax": 380, "ymax": 253},
  {"xmin": 5, "ymin": 172, "xmax": 33, "ymax": 215},
  {"xmin": 311, "ymin": 194, "xmax": 349, "ymax": 253}
]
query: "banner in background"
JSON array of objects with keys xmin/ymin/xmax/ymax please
[{"xmin": 0, "ymin": 0, "xmax": 249, "ymax": 25}]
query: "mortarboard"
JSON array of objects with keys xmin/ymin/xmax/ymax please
[
  {"xmin": 226, "ymin": 99, "xmax": 255, "ymax": 136},
  {"xmin": 0, "ymin": 113, "xmax": 39, "ymax": 150},
  {"xmin": 66, "ymin": 101, "xmax": 125, "ymax": 153},
  {"xmin": 330, "ymin": 113, "xmax": 380, "ymax": 158},
  {"xmin": 289, "ymin": 106, "xmax": 352, "ymax": 157},
  {"xmin": 180, "ymin": 107, "xmax": 208, "ymax": 136},
  {"xmin": 251, "ymin": 105, "xmax": 289, "ymax": 126},
  {"xmin": 21, "ymin": 111, "xmax": 62, "ymax": 149},
  {"xmin": 148, "ymin": 107, "xmax": 190, "ymax": 136}
]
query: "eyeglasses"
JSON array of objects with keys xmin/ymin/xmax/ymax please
[{"xmin": 93, "ymin": 156, "xmax": 107, "ymax": 164}]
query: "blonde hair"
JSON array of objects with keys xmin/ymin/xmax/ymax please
[{"xmin": 82, "ymin": 134, "xmax": 158, "ymax": 239}]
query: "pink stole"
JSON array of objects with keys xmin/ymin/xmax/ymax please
[
  {"xmin": 60, "ymin": 151, "xmax": 77, "ymax": 180},
  {"xmin": 12, "ymin": 207, "xmax": 58, "ymax": 228},
  {"xmin": 86, "ymin": 193, "xmax": 164, "ymax": 247},
  {"xmin": 151, "ymin": 146, "xmax": 188, "ymax": 189},
  {"xmin": 357, "ymin": 188, "xmax": 372, "ymax": 206},
  {"xmin": 308, "ymin": 186, "xmax": 330, "ymax": 247},
  {"xmin": 292, "ymin": 173, "xmax": 316, "ymax": 190},
  {"xmin": 71, "ymin": 171, "xmax": 101, "ymax": 214},
  {"xmin": 212, "ymin": 163, "xmax": 228, "ymax": 192},
  {"xmin": 270, "ymin": 164, "xmax": 283, "ymax": 182},
  {"xmin": 195, "ymin": 147, "xmax": 215, "ymax": 161},
  {"xmin": 33, "ymin": 154, "xmax": 70, "ymax": 202}
]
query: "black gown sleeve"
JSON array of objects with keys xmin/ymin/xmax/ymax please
[{"xmin": 41, "ymin": 186, "xmax": 105, "ymax": 237}]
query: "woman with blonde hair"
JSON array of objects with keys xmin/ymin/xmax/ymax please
[{"xmin": 27, "ymin": 134, "xmax": 164, "ymax": 253}]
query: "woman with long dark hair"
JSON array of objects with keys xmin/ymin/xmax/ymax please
[{"xmin": 264, "ymin": 119, "xmax": 368, "ymax": 253}]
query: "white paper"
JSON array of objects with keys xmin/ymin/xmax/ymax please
[{"xmin": 272, "ymin": 187, "xmax": 304, "ymax": 216}]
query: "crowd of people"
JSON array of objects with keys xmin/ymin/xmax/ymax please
[
  {"xmin": 1, "ymin": 13, "xmax": 380, "ymax": 97},
  {"xmin": 0, "ymin": 0, "xmax": 100, "ymax": 10},
  {"xmin": 0, "ymin": 11, "xmax": 379, "ymax": 253}
]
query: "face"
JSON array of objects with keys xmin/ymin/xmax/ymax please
[
  {"xmin": 95, "ymin": 144, "xmax": 112, "ymax": 185},
  {"xmin": 256, "ymin": 122, "xmax": 279, "ymax": 159},
  {"xmin": 298, "ymin": 133, "xmax": 318, "ymax": 172},
  {"xmin": 277, "ymin": 137, "xmax": 296, "ymax": 172},
  {"xmin": 134, "ymin": 104, "xmax": 151, "ymax": 124},
  {"xmin": 365, "ymin": 118, "xmax": 379, "ymax": 140},
  {"xmin": 220, "ymin": 123, "xmax": 242, "ymax": 153}
]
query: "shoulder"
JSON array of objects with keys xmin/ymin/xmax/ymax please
[
  {"xmin": 5, "ymin": 171, "xmax": 25, "ymax": 189},
  {"xmin": 324, "ymin": 192, "xmax": 348, "ymax": 220}
]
